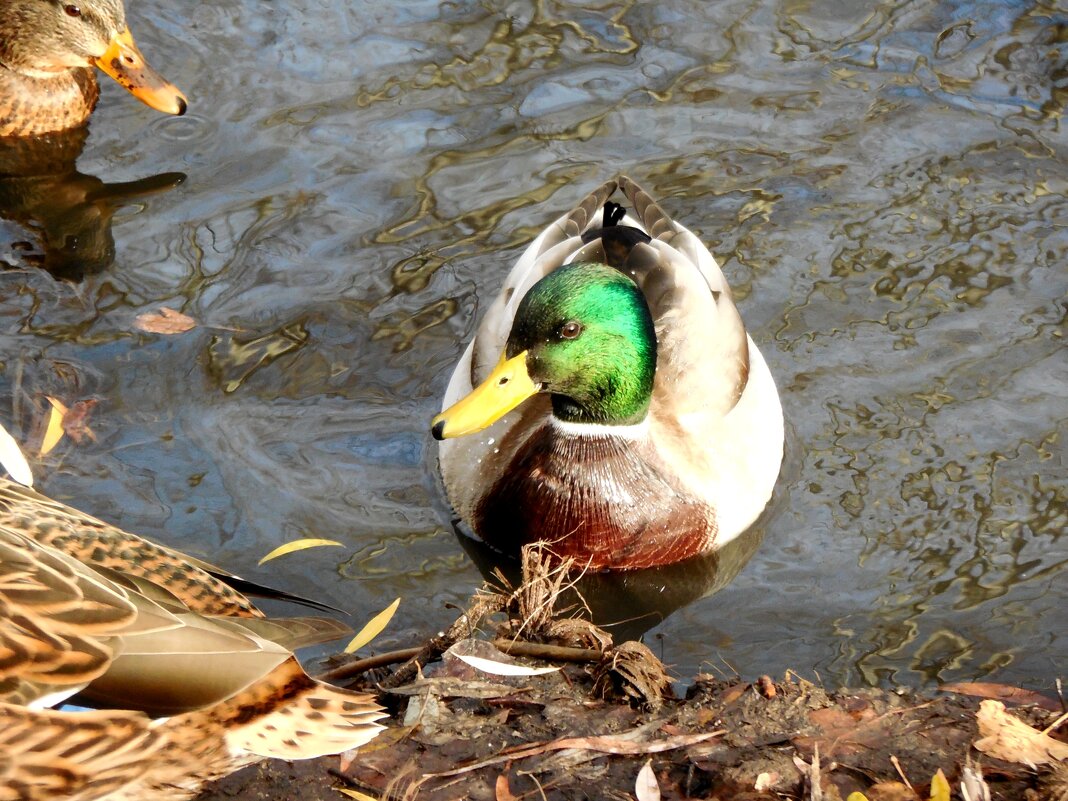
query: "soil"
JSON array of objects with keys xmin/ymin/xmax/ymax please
[{"xmin": 196, "ymin": 637, "xmax": 1064, "ymax": 801}]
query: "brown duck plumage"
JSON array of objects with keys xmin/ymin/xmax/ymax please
[
  {"xmin": 0, "ymin": 475, "xmax": 385, "ymax": 801},
  {"xmin": 0, "ymin": 0, "xmax": 186, "ymax": 137}
]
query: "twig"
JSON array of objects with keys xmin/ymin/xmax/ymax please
[
  {"xmin": 890, "ymin": 755, "xmax": 913, "ymax": 791},
  {"xmin": 493, "ymin": 638, "xmax": 603, "ymax": 663},
  {"xmin": 379, "ymin": 593, "xmax": 501, "ymax": 690},
  {"xmin": 1040, "ymin": 708, "xmax": 1068, "ymax": 736},
  {"xmin": 318, "ymin": 647, "xmax": 423, "ymax": 684},
  {"xmin": 424, "ymin": 729, "xmax": 727, "ymax": 779}
]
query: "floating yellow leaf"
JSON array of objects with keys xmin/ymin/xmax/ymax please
[
  {"xmin": 929, "ymin": 769, "xmax": 950, "ymax": 801},
  {"xmin": 39, "ymin": 398, "xmax": 67, "ymax": 456},
  {"xmin": 258, "ymin": 538, "xmax": 344, "ymax": 565},
  {"xmin": 344, "ymin": 597, "xmax": 400, "ymax": 653},
  {"xmin": 0, "ymin": 421, "xmax": 33, "ymax": 487}
]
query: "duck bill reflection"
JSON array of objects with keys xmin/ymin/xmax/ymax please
[
  {"xmin": 94, "ymin": 28, "xmax": 188, "ymax": 116},
  {"xmin": 432, "ymin": 351, "xmax": 539, "ymax": 440}
]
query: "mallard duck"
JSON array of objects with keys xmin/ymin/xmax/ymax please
[
  {"xmin": 0, "ymin": 475, "xmax": 385, "ymax": 801},
  {"xmin": 0, "ymin": 0, "xmax": 187, "ymax": 137},
  {"xmin": 432, "ymin": 176, "xmax": 784, "ymax": 571}
]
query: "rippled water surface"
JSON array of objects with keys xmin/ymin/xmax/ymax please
[{"xmin": 1, "ymin": 0, "xmax": 1064, "ymax": 689}]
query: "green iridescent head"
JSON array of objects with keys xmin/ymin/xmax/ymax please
[
  {"xmin": 507, "ymin": 263, "xmax": 656, "ymax": 425},
  {"xmin": 432, "ymin": 263, "xmax": 657, "ymax": 439}
]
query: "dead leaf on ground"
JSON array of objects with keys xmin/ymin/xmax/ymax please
[
  {"xmin": 974, "ymin": 699, "xmax": 1068, "ymax": 766},
  {"xmin": 635, "ymin": 759, "xmax": 660, "ymax": 801},
  {"xmin": 134, "ymin": 307, "xmax": 197, "ymax": 334},
  {"xmin": 335, "ymin": 789, "xmax": 377, "ymax": 801},
  {"xmin": 941, "ymin": 681, "xmax": 1061, "ymax": 711},
  {"xmin": 495, "ymin": 773, "xmax": 518, "ymax": 801},
  {"xmin": 794, "ymin": 704, "xmax": 885, "ymax": 758},
  {"xmin": 929, "ymin": 769, "xmax": 950, "ymax": 801}
]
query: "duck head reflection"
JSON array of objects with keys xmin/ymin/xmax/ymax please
[{"xmin": 0, "ymin": 126, "xmax": 184, "ymax": 281}]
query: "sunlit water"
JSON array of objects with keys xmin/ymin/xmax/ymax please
[{"xmin": 0, "ymin": 0, "xmax": 1064, "ymax": 690}]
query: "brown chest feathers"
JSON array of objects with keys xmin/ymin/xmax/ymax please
[
  {"xmin": 475, "ymin": 426, "xmax": 718, "ymax": 570},
  {"xmin": 0, "ymin": 67, "xmax": 99, "ymax": 137}
]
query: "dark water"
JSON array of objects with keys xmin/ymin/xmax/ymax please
[{"xmin": 0, "ymin": 0, "xmax": 1064, "ymax": 690}]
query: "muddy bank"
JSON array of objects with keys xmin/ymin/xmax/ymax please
[{"xmin": 198, "ymin": 643, "xmax": 1063, "ymax": 800}]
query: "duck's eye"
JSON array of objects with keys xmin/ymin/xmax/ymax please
[
  {"xmin": 63, "ymin": 4, "xmax": 82, "ymax": 16},
  {"xmin": 559, "ymin": 321, "xmax": 583, "ymax": 340}
]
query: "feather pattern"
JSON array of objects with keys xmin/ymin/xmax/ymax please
[
  {"xmin": 0, "ymin": 477, "xmax": 385, "ymax": 800},
  {"xmin": 437, "ymin": 175, "xmax": 784, "ymax": 569}
]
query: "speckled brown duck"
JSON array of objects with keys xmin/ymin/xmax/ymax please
[
  {"xmin": 0, "ymin": 473, "xmax": 385, "ymax": 801},
  {"xmin": 0, "ymin": 0, "xmax": 187, "ymax": 137}
]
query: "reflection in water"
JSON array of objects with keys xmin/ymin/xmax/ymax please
[
  {"xmin": 459, "ymin": 525, "xmax": 764, "ymax": 643},
  {"xmin": 0, "ymin": 0, "xmax": 1062, "ymax": 692},
  {"xmin": 0, "ymin": 127, "xmax": 184, "ymax": 281}
]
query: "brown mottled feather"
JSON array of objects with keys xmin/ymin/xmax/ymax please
[
  {"xmin": 0, "ymin": 68, "xmax": 99, "ymax": 138},
  {"xmin": 0, "ymin": 480, "xmax": 259, "ymax": 618},
  {"xmin": 0, "ymin": 475, "xmax": 386, "ymax": 800},
  {"xmin": 0, "ymin": 704, "xmax": 161, "ymax": 801}
]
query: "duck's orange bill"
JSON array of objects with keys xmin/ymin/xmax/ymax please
[
  {"xmin": 94, "ymin": 28, "xmax": 187, "ymax": 116},
  {"xmin": 431, "ymin": 351, "xmax": 540, "ymax": 440}
]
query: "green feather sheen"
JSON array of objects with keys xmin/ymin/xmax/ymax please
[{"xmin": 506, "ymin": 263, "xmax": 656, "ymax": 426}]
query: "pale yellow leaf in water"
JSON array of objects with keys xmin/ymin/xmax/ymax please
[
  {"xmin": 134, "ymin": 307, "xmax": 197, "ymax": 335},
  {"xmin": 975, "ymin": 699, "xmax": 1068, "ymax": 766},
  {"xmin": 344, "ymin": 597, "xmax": 400, "ymax": 654},
  {"xmin": 635, "ymin": 759, "xmax": 660, "ymax": 801},
  {"xmin": 454, "ymin": 653, "xmax": 560, "ymax": 677},
  {"xmin": 258, "ymin": 538, "xmax": 344, "ymax": 565},
  {"xmin": 39, "ymin": 398, "xmax": 67, "ymax": 456},
  {"xmin": 0, "ymin": 421, "xmax": 33, "ymax": 486},
  {"xmin": 335, "ymin": 789, "xmax": 377, "ymax": 801},
  {"xmin": 929, "ymin": 769, "xmax": 950, "ymax": 801}
]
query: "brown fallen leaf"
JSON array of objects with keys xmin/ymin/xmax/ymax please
[
  {"xmin": 59, "ymin": 398, "xmax": 98, "ymax": 444},
  {"xmin": 941, "ymin": 681, "xmax": 1061, "ymax": 711},
  {"xmin": 495, "ymin": 773, "xmax": 518, "ymax": 801},
  {"xmin": 134, "ymin": 306, "xmax": 197, "ymax": 334},
  {"xmin": 974, "ymin": 699, "xmax": 1068, "ymax": 766}
]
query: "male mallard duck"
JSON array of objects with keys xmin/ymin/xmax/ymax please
[
  {"xmin": 0, "ymin": 475, "xmax": 384, "ymax": 801},
  {"xmin": 432, "ymin": 176, "xmax": 784, "ymax": 571},
  {"xmin": 0, "ymin": 0, "xmax": 187, "ymax": 137}
]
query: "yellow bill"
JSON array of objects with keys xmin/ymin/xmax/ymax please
[
  {"xmin": 94, "ymin": 28, "xmax": 188, "ymax": 116},
  {"xmin": 431, "ymin": 351, "xmax": 540, "ymax": 439}
]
